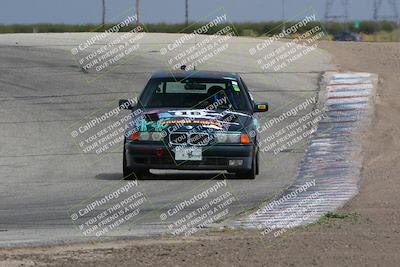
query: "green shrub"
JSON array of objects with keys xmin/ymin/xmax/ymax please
[{"xmin": 0, "ymin": 21, "xmax": 398, "ymax": 36}]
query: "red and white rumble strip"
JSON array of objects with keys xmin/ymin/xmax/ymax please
[{"xmin": 232, "ymin": 72, "xmax": 377, "ymax": 233}]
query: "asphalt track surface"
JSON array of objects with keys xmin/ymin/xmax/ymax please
[{"xmin": 0, "ymin": 33, "xmax": 333, "ymax": 246}]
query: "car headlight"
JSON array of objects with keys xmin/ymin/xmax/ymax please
[
  {"xmin": 214, "ymin": 132, "xmax": 241, "ymax": 143},
  {"xmin": 215, "ymin": 132, "xmax": 228, "ymax": 143},
  {"xmin": 137, "ymin": 131, "xmax": 163, "ymax": 141},
  {"xmin": 151, "ymin": 132, "xmax": 163, "ymax": 141},
  {"xmin": 138, "ymin": 132, "xmax": 150, "ymax": 141}
]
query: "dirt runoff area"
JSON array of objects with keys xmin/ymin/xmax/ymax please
[{"xmin": 1, "ymin": 41, "xmax": 399, "ymax": 267}]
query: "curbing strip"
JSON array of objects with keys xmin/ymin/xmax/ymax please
[{"xmin": 231, "ymin": 72, "xmax": 377, "ymax": 230}]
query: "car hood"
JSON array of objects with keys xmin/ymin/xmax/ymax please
[{"xmin": 132, "ymin": 108, "xmax": 253, "ymax": 133}]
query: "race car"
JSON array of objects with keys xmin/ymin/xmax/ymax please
[
  {"xmin": 119, "ymin": 70, "xmax": 268, "ymax": 179},
  {"xmin": 332, "ymin": 31, "xmax": 361, "ymax": 42}
]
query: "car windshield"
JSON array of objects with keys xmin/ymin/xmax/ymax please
[{"xmin": 139, "ymin": 78, "xmax": 251, "ymax": 111}]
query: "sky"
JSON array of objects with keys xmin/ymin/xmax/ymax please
[{"xmin": 0, "ymin": 0, "xmax": 398, "ymax": 24}]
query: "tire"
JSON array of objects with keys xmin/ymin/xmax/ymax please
[
  {"xmin": 255, "ymin": 149, "xmax": 260, "ymax": 175},
  {"xmin": 123, "ymin": 145, "xmax": 149, "ymax": 180},
  {"xmin": 125, "ymin": 169, "xmax": 149, "ymax": 180},
  {"xmin": 235, "ymin": 153, "xmax": 257, "ymax": 179}
]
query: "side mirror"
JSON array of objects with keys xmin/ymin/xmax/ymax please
[
  {"xmin": 254, "ymin": 102, "xmax": 269, "ymax": 113},
  {"xmin": 119, "ymin": 99, "xmax": 135, "ymax": 110}
]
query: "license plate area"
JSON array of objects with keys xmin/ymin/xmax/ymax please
[{"xmin": 174, "ymin": 147, "xmax": 202, "ymax": 161}]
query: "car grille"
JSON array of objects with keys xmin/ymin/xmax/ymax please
[
  {"xmin": 169, "ymin": 133, "xmax": 188, "ymax": 145},
  {"xmin": 169, "ymin": 132, "xmax": 210, "ymax": 146},
  {"xmin": 188, "ymin": 133, "xmax": 210, "ymax": 145}
]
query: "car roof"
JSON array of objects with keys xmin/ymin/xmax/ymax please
[{"xmin": 151, "ymin": 70, "xmax": 241, "ymax": 80}]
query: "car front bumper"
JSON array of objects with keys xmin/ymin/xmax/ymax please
[{"xmin": 125, "ymin": 142, "xmax": 254, "ymax": 171}]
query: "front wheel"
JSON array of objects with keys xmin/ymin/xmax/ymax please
[
  {"xmin": 123, "ymin": 146, "xmax": 149, "ymax": 180},
  {"xmin": 235, "ymin": 154, "xmax": 257, "ymax": 179},
  {"xmin": 124, "ymin": 169, "xmax": 150, "ymax": 180}
]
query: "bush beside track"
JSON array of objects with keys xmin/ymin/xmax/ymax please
[{"xmin": 0, "ymin": 21, "xmax": 399, "ymax": 41}]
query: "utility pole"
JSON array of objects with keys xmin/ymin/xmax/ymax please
[
  {"xmin": 101, "ymin": 0, "xmax": 106, "ymax": 29},
  {"xmin": 136, "ymin": 0, "xmax": 140, "ymax": 25},
  {"xmin": 373, "ymin": 0, "xmax": 399, "ymax": 21},
  {"xmin": 282, "ymin": 0, "xmax": 286, "ymax": 31},
  {"xmin": 185, "ymin": 0, "xmax": 189, "ymax": 25},
  {"xmin": 373, "ymin": 0, "xmax": 399, "ymax": 41},
  {"xmin": 325, "ymin": 0, "xmax": 349, "ymax": 21}
]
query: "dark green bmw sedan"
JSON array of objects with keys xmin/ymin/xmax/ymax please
[{"xmin": 119, "ymin": 70, "xmax": 268, "ymax": 179}]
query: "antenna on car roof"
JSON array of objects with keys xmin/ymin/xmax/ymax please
[{"xmin": 180, "ymin": 64, "xmax": 196, "ymax": 71}]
